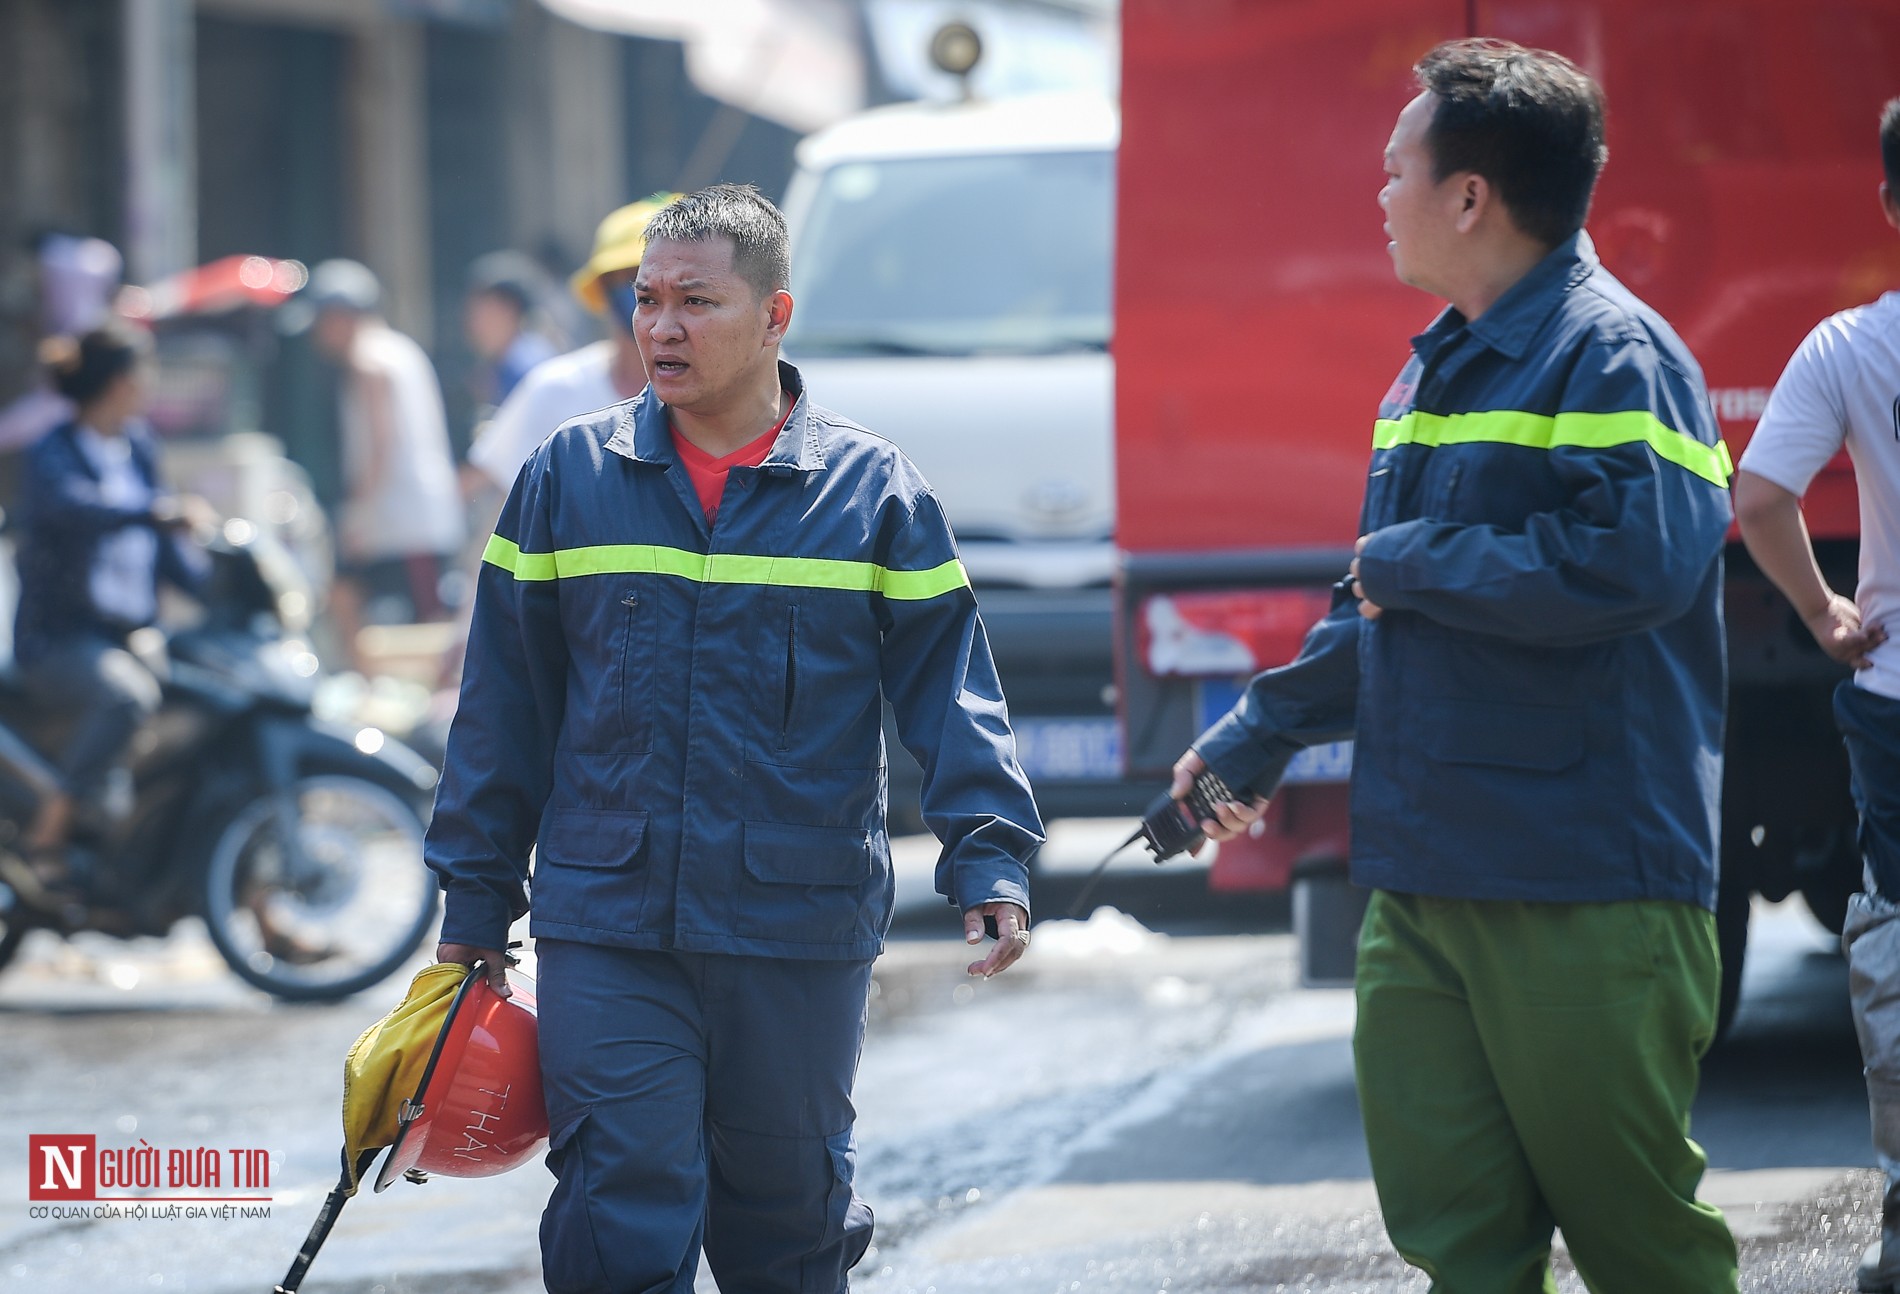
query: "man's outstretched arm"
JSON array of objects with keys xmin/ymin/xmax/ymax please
[
  {"xmin": 1735, "ymin": 469, "xmax": 1884, "ymax": 668},
  {"xmin": 1182, "ymin": 578, "xmax": 1365, "ymax": 842}
]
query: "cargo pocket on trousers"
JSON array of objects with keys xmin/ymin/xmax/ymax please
[
  {"xmin": 812, "ymin": 1129, "xmax": 875, "ymax": 1291},
  {"xmin": 541, "ymin": 1108, "xmax": 611, "ymax": 1294}
]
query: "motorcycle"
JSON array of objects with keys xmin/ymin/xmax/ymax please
[{"xmin": 0, "ymin": 526, "xmax": 442, "ymax": 1001}]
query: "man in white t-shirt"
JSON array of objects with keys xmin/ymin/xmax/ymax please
[
  {"xmin": 292, "ymin": 260, "xmax": 465, "ymax": 667},
  {"xmin": 464, "ymin": 194, "xmax": 679, "ymax": 496},
  {"xmin": 1735, "ymin": 95, "xmax": 1900, "ymax": 1294}
]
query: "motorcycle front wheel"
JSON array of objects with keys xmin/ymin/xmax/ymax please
[
  {"xmin": 201, "ymin": 774, "xmax": 437, "ymax": 1001},
  {"xmin": 0, "ymin": 910, "xmax": 26, "ymax": 975}
]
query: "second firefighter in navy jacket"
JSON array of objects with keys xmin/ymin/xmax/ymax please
[
  {"xmin": 427, "ymin": 359, "xmax": 1043, "ymax": 956},
  {"xmin": 1195, "ymin": 230, "xmax": 1732, "ymax": 911},
  {"xmin": 1183, "ymin": 43, "xmax": 1739, "ymax": 1291}
]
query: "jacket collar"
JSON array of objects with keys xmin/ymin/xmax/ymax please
[
  {"xmin": 1414, "ymin": 230, "xmax": 1598, "ymax": 363},
  {"xmin": 50, "ymin": 419, "xmax": 156, "ymax": 482},
  {"xmin": 606, "ymin": 359, "xmax": 823, "ymax": 473}
]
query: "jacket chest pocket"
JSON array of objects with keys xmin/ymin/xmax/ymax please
[
  {"xmin": 777, "ymin": 603, "xmax": 799, "ymax": 752},
  {"xmin": 1424, "ymin": 460, "xmax": 1464, "ymax": 519},
  {"xmin": 1364, "ymin": 464, "xmax": 1395, "ymax": 529},
  {"xmin": 1368, "ymin": 455, "xmax": 1434, "ymax": 527},
  {"xmin": 616, "ymin": 588, "xmax": 655, "ymax": 753},
  {"xmin": 751, "ymin": 592, "xmax": 882, "ymax": 770}
]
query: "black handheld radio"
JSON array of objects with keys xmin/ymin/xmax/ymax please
[
  {"xmin": 1064, "ymin": 769, "xmax": 1245, "ymax": 918},
  {"xmin": 1139, "ymin": 768, "xmax": 1238, "ymax": 860}
]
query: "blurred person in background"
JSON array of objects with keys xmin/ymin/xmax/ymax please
[
  {"xmin": 11, "ymin": 324, "xmax": 212, "ymax": 877},
  {"xmin": 463, "ymin": 195, "xmax": 679, "ymax": 503},
  {"xmin": 289, "ymin": 259, "xmax": 463, "ymax": 668},
  {"xmin": 0, "ymin": 234, "xmax": 125, "ymax": 468},
  {"xmin": 435, "ymin": 197, "xmax": 679, "ymax": 699},
  {"xmin": 462, "ymin": 250, "xmax": 561, "ymax": 413}
]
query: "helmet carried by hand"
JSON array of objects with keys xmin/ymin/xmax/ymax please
[{"xmin": 373, "ymin": 967, "xmax": 548, "ymax": 1191}]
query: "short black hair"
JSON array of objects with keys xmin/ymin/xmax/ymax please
[
  {"xmin": 1415, "ymin": 38, "xmax": 1608, "ymax": 249},
  {"xmin": 1882, "ymin": 96, "xmax": 1900, "ymax": 191},
  {"xmin": 641, "ymin": 184, "xmax": 790, "ymax": 300},
  {"xmin": 42, "ymin": 322, "xmax": 149, "ymax": 405}
]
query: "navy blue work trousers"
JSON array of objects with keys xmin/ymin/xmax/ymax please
[
  {"xmin": 535, "ymin": 939, "xmax": 876, "ymax": 1294},
  {"xmin": 1837, "ymin": 680, "xmax": 1900, "ymax": 902}
]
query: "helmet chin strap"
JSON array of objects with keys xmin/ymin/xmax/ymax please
[{"xmin": 273, "ymin": 1147, "xmax": 385, "ymax": 1293}]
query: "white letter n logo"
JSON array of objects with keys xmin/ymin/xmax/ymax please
[
  {"xmin": 40, "ymin": 1143, "xmax": 84, "ymax": 1190},
  {"xmin": 28, "ymin": 1135, "xmax": 94, "ymax": 1200}
]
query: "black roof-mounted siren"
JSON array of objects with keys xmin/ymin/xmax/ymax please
[{"xmin": 929, "ymin": 20, "xmax": 983, "ymax": 101}]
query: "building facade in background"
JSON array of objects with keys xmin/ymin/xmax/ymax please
[{"xmin": 0, "ymin": 0, "xmax": 809, "ymax": 501}]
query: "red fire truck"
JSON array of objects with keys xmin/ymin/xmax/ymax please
[{"xmin": 1112, "ymin": 0, "xmax": 1900, "ymax": 1023}]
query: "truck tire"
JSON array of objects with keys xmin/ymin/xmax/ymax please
[
  {"xmin": 1801, "ymin": 829, "xmax": 1860, "ymax": 937},
  {"xmin": 1292, "ymin": 864, "xmax": 1367, "ymax": 988},
  {"xmin": 1715, "ymin": 869, "xmax": 1750, "ymax": 1042},
  {"xmin": 1802, "ymin": 878, "xmax": 1853, "ymax": 938}
]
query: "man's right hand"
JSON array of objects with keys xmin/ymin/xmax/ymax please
[
  {"xmin": 1169, "ymin": 750, "xmax": 1267, "ymax": 851},
  {"xmin": 436, "ymin": 942, "xmax": 513, "ymax": 997},
  {"xmin": 1803, "ymin": 593, "xmax": 1886, "ymax": 670},
  {"xmin": 152, "ymin": 493, "xmax": 220, "ymax": 539}
]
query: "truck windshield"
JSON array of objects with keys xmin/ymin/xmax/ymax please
[{"xmin": 788, "ymin": 150, "xmax": 1112, "ymax": 357}]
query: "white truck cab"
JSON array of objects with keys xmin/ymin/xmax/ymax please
[{"xmin": 782, "ymin": 92, "xmax": 1139, "ymax": 824}]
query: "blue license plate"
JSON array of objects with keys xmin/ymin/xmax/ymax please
[{"xmin": 1013, "ymin": 716, "xmax": 1124, "ymax": 781}]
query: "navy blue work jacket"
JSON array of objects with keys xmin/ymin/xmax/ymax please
[
  {"xmin": 1196, "ymin": 235, "xmax": 1732, "ymax": 910},
  {"xmin": 427, "ymin": 361, "xmax": 1044, "ymax": 957},
  {"xmin": 12, "ymin": 420, "xmax": 205, "ymax": 665}
]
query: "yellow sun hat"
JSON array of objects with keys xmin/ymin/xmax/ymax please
[{"xmin": 569, "ymin": 193, "xmax": 683, "ymax": 314}]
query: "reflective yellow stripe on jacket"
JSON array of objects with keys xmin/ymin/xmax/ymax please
[
  {"xmin": 481, "ymin": 535, "xmax": 971, "ymax": 601},
  {"xmin": 1373, "ymin": 409, "xmax": 1734, "ymax": 488}
]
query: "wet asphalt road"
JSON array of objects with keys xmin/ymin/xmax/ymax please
[{"xmin": 0, "ymin": 819, "xmax": 1881, "ymax": 1293}]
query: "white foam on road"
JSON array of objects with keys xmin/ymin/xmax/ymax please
[{"xmin": 1026, "ymin": 906, "xmax": 1167, "ymax": 959}]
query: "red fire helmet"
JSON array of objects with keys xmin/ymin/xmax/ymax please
[{"xmin": 374, "ymin": 969, "xmax": 549, "ymax": 1191}]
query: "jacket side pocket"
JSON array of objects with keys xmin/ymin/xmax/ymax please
[
  {"xmin": 537, "ymin": 808, "xmax": 650, "ymax": 870},
  {"xmin": 737, "ymin": 821, "xmax": 874, "ymax": 942}
]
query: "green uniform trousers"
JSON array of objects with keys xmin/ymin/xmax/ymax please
[{"xmin": 1353, "ymin": 890, "xmax": 1740, "ymax": 1294}]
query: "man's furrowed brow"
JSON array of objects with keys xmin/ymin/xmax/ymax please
[{"xmin": 637, "ymin": 276, "xmax": 717, "ymax": 293}]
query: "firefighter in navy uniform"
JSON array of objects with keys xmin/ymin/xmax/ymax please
[
  {"xmin": 1176, "ymin": 42, "xmax": 1741, "ymax": 1293},
  {"xmin": 425, "ymin": 185, "xmax": 1043, "ymax": 1294}
]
